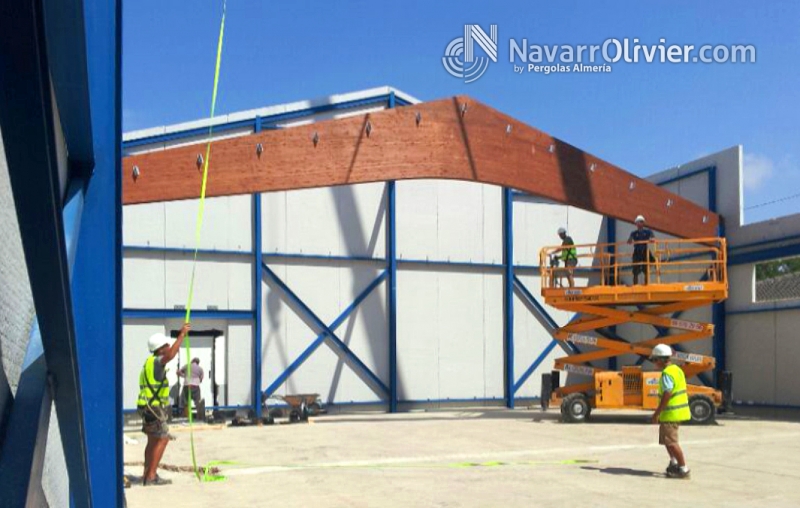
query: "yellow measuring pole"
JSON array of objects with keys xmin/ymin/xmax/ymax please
[{"xmin": 183, "ymin": 0, "xmax": 227, "ymax": 481}]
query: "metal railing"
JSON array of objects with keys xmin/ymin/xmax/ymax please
[{"xmin": 540, "ymin": 237, "xmax": 727, "ymax": 289}]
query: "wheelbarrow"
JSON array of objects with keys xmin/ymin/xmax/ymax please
[{"xmin": 264, "ymin": 394, "xmax": 324, "ymax": 424}]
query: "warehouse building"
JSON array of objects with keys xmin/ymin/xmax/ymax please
[{"xmin": 119, "ymin": 86, "xmax": 800, "ymax": 415}]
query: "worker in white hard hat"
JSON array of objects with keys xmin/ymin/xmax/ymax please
[
  {"xmin": 557, "ymin": 227, "xmax": 577, "ymax": 288},
  {"xmin": 650, "ymin": 343, "xmax": 691, "ymax": 479},
  {"xmin": 627, "ymin": 214, "xmax": 656, "ymax": 285},
  {"xmin": 137, "ymin": 322, "xmax": 191, "ymax": 486}
]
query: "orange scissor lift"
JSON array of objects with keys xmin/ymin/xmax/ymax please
[{"xmin": 538, "ymin": 237, "xmax": 730, "ymax": 424}]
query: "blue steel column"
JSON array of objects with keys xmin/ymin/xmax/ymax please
[
  {"xmin": 72, "ymin": 0, "xmax": 123, "ymax": 503},
  {"xmin": 709, "ymin": 167, "xmax": 726, "ymax": 375},
  {"xmin": 253, "ymin": 193, "xmax": 263, "ymax": 416},
  {"xmin": 503, "ymin": 188, "xmax": 515, "ymax": 408},
  {"xmin": 252, "ymin": 115, "xmax": 263, "ymax": 416},
  {"xmin": 386, "ymin": 92, "xmax": 398, "ymax": 412},
  {"xmin": 606, "ymin": 218, "xmax": 617, "ymax": 371},
  {"xmin": 386, "ymin": 182, "xmax": 398, "ymax": 412}
]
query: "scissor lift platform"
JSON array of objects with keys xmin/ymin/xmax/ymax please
[{"xmin": 539, "ymin": 237, "xmax": 731, "ymax": 424}]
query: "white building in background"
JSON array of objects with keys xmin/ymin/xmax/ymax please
[{"xmin": 121, "ymin": 86, "xmax": 800, "ymax": 412}]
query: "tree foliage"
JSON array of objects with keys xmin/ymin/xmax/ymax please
[{"xmin": 756, "ymin": 255, "xmax": 800, "ymax": 281}]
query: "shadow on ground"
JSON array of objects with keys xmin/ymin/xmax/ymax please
[
  {"xmin": 311, "ymin": 408, "xmax": 659, "ymax": 425},
  {"xmin": 581, "ymin": 466, "xmax": 661, "ymax": 478}
]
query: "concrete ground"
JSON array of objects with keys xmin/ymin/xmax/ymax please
[{"xmin": 124, "ymin": 407, "xmax": 800, "ymax": 508}]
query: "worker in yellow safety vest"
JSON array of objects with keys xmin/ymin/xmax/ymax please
[
  {"xmin": 137, "ymin": 323, "xmax": 190, "ymax": 486},
  {"xmin": 557, "ymin": 227, "xmax": 578, "ymax": 288},
  {"xmin": 650, "ymin": 343, "xmax": 691, "ymax": 479}
]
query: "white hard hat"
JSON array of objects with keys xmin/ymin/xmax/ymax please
[
  {"xmin": 557, "ymin": 227, "xmax": 567, "ymax": 234},
  {"xmin": 635, "ymin": 215, "xmax": 646, "ymax": 223},
  {"xmin": 650, "ymin": 343, "xmax": 672, "ymax": 359},
  {"xmin": 148, "ymin": 333, "xmax": 173, "ymax": 353}
]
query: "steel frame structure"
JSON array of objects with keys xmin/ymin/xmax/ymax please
[
  {"xmin": 0, "ymin": 0, "xmax": 122, "ymax": 505},
  {"xmin": 118, "ymin": 102, "xmax": 737, "ymax": 414}
]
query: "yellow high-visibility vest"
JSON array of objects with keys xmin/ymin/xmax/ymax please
[
  {"xmin": 137, "ymin": 355, "xmax": 170, "ymax": 408},
  {"xmin": 658, "ymin": 364, "xmax": 691, "ymax": 422}
]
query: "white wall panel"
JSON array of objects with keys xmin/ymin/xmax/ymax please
[
  {"xmin": 396, "ymin": 180, "xmax": 438, "ymax": 260},
  {"xmin": 482, "ymin": 186, "xmax": 503, "ymax": 264},
  {"xmin": 396, "ymin": 269, "xmax": 439, "ymax": 400},
  {"xmin": 227, "ymin": 195, "xmax": 253, "ymax": 252},
  {"xmin": 728, "ymin": 264, "xmax": 755, "ymax": 310},
  {"xmin": 164, "ymin": 254, "xmax": 229, "ymax": 310},
  {"xmin": 164, "ymin": 197, "xmax": 231, "ymax": 250},
  {"xmin": 226, "ymin": 323, "xmax": 253, "ymax": 406},
  {"xmin": 262, "ymin": 191, "xmax": 287, "ymax": 253},
  {"xmin": 261, "ymin": 264, "xmax": 289, "ymax": 396},
  {"xmin": 514, "ymin": 199, "xmax": 568, "ymax": 267},
  {"xmin": 123, "ymin": 202, "xmax": 165, "ymax": 246},
  {"xmin": 775, "ymin": 310, "xmax": 800, "ymax": 406},
  {"xmin": 333, "ymin": 265, "xmax": 388, "ymax": 402},
  {"xmin": 285, "ymin": 188, "xmax": 340, "ymax": 256},
  {"xmin": 437, "ymin": 271, "xmax": 488, "ymax": 399},
  {"xmin": 483, "ymin": 273, "xmax": 505, "ymax": 398},
  {"xmin": 123, "ymin": 253, "xmax": 165, "ymax": 308},
  {"xmin": 727, "ymin": 313, "xmax": 776, "ymax": 403},
  {"xmin": 228, "ymin": 260, "xmax": 253, "ymax": 310},
  {"xmin": 335, "ymin": 183, "xmax": 386, "ymax": 259},
  {"xmin": 437, "ymin": 181, "xmax": 485, "ymax": 262}
]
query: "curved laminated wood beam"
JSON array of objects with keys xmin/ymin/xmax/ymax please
[{"xmin": 122, "ymin": 96, "xmax": 718, "ymax": 238}]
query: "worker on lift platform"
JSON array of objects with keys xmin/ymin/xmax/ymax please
[
  {"xmin": 137, "ymin": 322, "xmax": 191, "ymax": 486},
  {"xmin": 557, "ymin": 227, "xmax": 578, "ymax": 288},
  {"xmin": 650, "ymin": 343, "xmax": 692, "ymax": 479},
  {"xmin": 628, "ymin": 215, "xmax": 656, "ymax": 285}
]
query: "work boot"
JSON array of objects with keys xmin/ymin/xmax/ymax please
[
  {"xmin": 143, "ymin": 475, "xmax": 172, "ymax": 486},
  {"xmin": 667, "ymin": 468, "xmax": 691, "ymax": 479}
]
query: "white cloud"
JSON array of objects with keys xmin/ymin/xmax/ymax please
[{"xmin": 743, "ymin": 153, "xmax": 775, "ymax": 190}]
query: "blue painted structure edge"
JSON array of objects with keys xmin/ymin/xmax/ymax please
[
  {"xmin": 727, "ymin": 303, "xmax": 800, "ymax": 315},
  {"xmin": 0, "ymin": 1, "xmax": 100, "ymax": 502},
  {"xmin": 252, "ymin": 194, "xmax": 263, "ymax": 416},
  {"xmin": 123, "ymin": 309, "xmax": 253, "ymax": 320},
  {"xmin": 728, "ymin": 233, "xmax": 800, "ymax": 253},
  {"xmin": 728, "ymin": 242, "xmax": 800, "ymax": 266},
  {"xmin": 122, "ymin": 94, "xmax": 412, "ymax": 148},
  {"xmin": 386, "ymin": 181, "xmax": 398, "ymax": 413},
  {"xmin": 503, "ymin": 188, "xmax": 515, "ymax": 409}
]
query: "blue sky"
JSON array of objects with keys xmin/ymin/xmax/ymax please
[{"xmin": 123, "ymin": 1, "xmax": 800, "ymax": 224}]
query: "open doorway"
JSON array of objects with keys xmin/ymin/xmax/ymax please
[{"xmin": 169, "ymin": 328, "xmax": 226, "ymax": 407}]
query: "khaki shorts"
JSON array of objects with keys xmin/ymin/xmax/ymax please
[
  {"xmin": 138, "ymin": 405, "xmax": 170, "ymax": 438},
  {"xmin": 659, "ymin": 422, "xmax": 680, "ymax": 446}
]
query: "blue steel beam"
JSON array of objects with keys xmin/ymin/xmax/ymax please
[
  {"xmin": 262, "ymin": 263, "xmax": 390, "ymax": 396},
  {"xmin": 122, "ymin": 94, "xmax": 412, "ymax": 149},
  {"xmin": 252, "ymin": 193, "xmax": 263, "ymax": 416},
  {"xmin": 0, "ymin": 1, "xmax": 98, "ymax": 503},
  {"xmin": 123, "ymin": 309, "xmax": 252, "ymax": 320},
  {"xmin": 71, "ymin": 0, "xmax": 123, "ymax": 503},
  {"xmin": 386, "ymin": 181, "xmax": 398, "ymax": 412},
  {"xmin": 503, "ymin": 188, "xmax": 515, "ymax": 408}
]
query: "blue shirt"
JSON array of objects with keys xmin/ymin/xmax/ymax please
[{"xmin": 660, "ymin": 371, "xmax": 675, "ymax": 393}]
